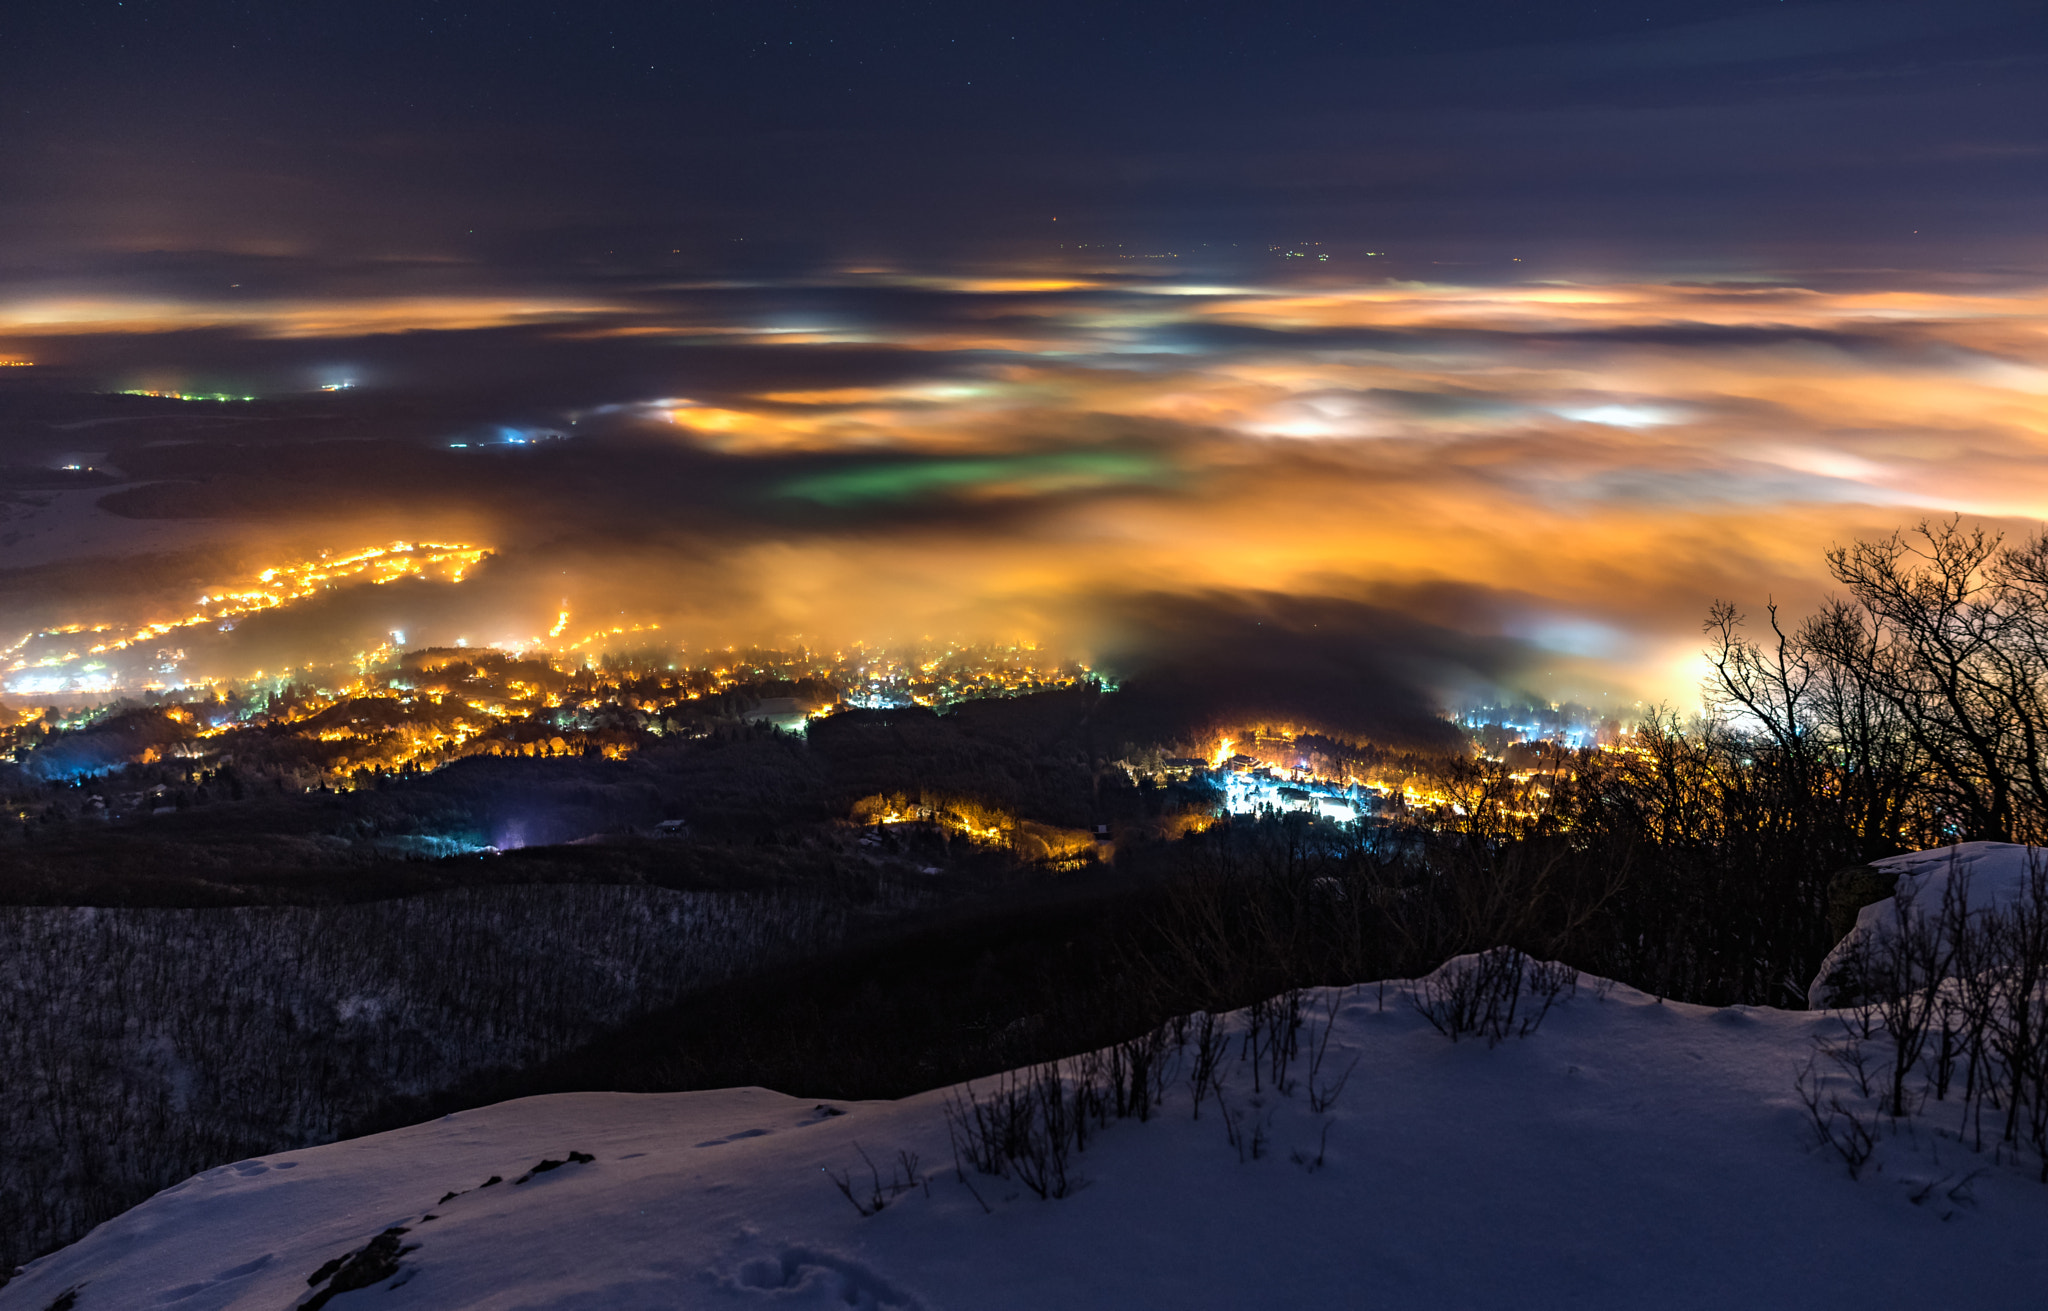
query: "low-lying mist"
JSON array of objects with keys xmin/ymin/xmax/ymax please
[{"xmin": 12, "ymin": 268, "xmax": 2048, "ymax": 709}]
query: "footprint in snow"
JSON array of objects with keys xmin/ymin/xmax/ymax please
[
  {"xmin": 151, "ymin": 1254, "xmax": 272, "ymax": 1304},
  {"xmin": 716, "ymin": 1247, "xmax": 926, "ymax": 1310}
]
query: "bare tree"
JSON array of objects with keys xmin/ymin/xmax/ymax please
[{"xmin": 1813, "ymin": 519, "xmax": 2048, "ymax": 842}]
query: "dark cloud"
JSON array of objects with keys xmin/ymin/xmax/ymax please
[{"xmin": 1094, "ymin": 589, "xmax": 1539, "ymax": 752}]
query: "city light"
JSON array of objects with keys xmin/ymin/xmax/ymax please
[{"xmin": 3, "ymin": 542, "xmax": 488, "ymax": 695}]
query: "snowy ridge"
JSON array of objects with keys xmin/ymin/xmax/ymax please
[
  {"xmin": 8, "ymin": 961, "xmax": 2048, "ymax": 1309},
  {"xmin": 1808, "ymin": 842, "xmax": 2048, "ymax": 1009}
]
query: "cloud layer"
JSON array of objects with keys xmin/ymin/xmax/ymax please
[{"xmin": 7, "ymin": 264, "xmax": 2048, "ymax": 718}]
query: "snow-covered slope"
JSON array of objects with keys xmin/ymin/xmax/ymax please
[
  {"xmin": 10, "ymin": 962, "xmax": 2048, "ymax": 1310},
  {"xmin": 1808, "ymin": 841, "xmax": 2048, "ymax": 1008}
]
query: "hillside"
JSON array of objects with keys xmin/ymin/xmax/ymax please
[{"xmin": 8, "ymin": 957, "xmax": 2045, "ymax": 1310}]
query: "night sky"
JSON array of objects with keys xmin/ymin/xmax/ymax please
[
  {"xmin": 6, "ymin": 0, "xmax": 2046, "ymax": 276},
  {"xmin": 3, "ymin": 0, "xmax": 2046, "ymax": 720}
]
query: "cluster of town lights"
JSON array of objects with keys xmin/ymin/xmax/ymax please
[{"xmin": 3, "ymin": 542, "xmax": 488, "ymax": 694}]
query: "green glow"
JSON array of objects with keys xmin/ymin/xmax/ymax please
[
  {"xmin": 775, "ymin": 451, "xmax": 1169, "ymax": 505},
  {"xmin": 114, "ymin": 389, "xmax": 256, "ymax": 402}
]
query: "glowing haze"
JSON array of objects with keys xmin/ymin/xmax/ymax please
[{"xmin": 6, "ymin": 262, "xmax": 2048, "ymax": 721}]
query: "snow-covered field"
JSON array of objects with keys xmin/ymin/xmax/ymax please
[
  {"xmin": 10, "ymin": 958, "xmax": 2047, "ymax": 1310},
  {"xmin": 1811, "ymin": 840, "xmax": 2048, "ymax": 1007},
  {"xmin": 0, "ymin": 485, "xmax": 237, "ymax": 570}
]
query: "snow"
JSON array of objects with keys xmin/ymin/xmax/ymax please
[
  {"xmin": 0, "ymin": 485, "xmax": 238, "ymax": 570},
  {"xmin": 10, "ymin": 962, "xmax": 2048, "ymax": 1309},
  {"xmin": 1808, "ymin": 841, "xmax": 2048, "ymax": 1009}
]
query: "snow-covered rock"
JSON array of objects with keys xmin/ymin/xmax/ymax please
[
  {"xmin": 1808, "ymin": 842, "xmax": 2048, "ymax": 1009},
  {"xmin": 8, "ymin": 970, "xmax": 2048, "ymax": 1310}
]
